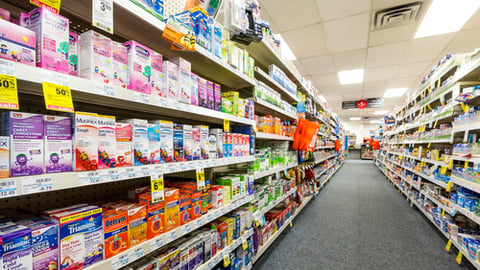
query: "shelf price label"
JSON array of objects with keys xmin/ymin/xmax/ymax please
[
  {"xmin": 223, "ymin": 119, "xmax": 230, "ymax": 132},
  {"xmin": 92, "ymin": 0, "xmax": 114, "ymax": 34},
  {"xmin": 223, "ymin": 254, "xmax": 230, "ymax": 267},
  {"xmin": 242, "ymin": 240, "xmax": 248, "ymax": 250},
  {"xmin": 0, "ymin": 74, "xmax": 19, "ymax": 110},
  {"xmin": 446, "ymin": 181, "xmax": 453, "ymax": 192},
  {"xmin": 448, "ymin": 159, "xmax": 454, "ymax": 169},
  {"xmin": 440, "ymin": 166, "xmax": 447, "ymax": 175},
  {"xmin": 30, "ymin": 0, "xmax": 62, "ymax": 14},
  {"xmin": 196, "ymin": 168, "xmax": 205, "ymax": 190},
  {"xmin": 456, "ymin": 251, "xmax": 463, "ymax": 264},
  {"xmin": 42, "ymin": 82, "xmax": 74, "ymax": 112},
  {"xmin": 22, "ymin": 177, "xmax": 52, "ymax": 194},
  {"xmin": 150, "ymin": 174, "xmax": 164, "ymax": 203}
]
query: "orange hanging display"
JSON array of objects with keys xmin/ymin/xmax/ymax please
[{"xmin": 293, "ymin": 118, "xmax": 320, "ymax": 151}]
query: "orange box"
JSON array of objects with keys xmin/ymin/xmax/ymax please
[
  {"xmin": 119, "ymin": 203, "xmax": 147, "ymax": 247},
  {"xmin": 179, "ymin": 193, "xmax": 191, "ymax": 225},
  {"xmin": 164, "ymin": 188, "xmax": 180, "ymax": 232},
  {"xmin": 139, "ymin": 192, "xmax": 165, "ymax": 239},
  {"xmin": 103, "ymin": 210, "xmax": 129, "ymax": 259},
  {"xmin": 190, "ymin": 190, "xmax": 203, "ymax": 220}
]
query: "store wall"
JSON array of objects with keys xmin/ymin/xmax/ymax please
[{"xmin": 343, "ymin": 122, "xmax": 377, "ymax": 148}]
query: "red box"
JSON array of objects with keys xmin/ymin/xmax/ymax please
[
  {"xmin": 103, "ymin": 210, "xmax": 129, "ymax": 258},
  {"xmin": 139, "ymin": 192, "xmax": 165, "ymax": 239},
  {"xmin": 190, "ymin": 191, "xmax": 202, "ymax": 220},
  {"xmin": 179, "ymin": 193, "xmax": 192, "ymax": 225}
]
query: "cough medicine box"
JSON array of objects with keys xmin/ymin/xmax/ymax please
[
  {"xmin": 111, "ymin": 41, "xmax": 128, "ymax": 88},
  {"xmin": 115, "ymin": 123, "xmax": 132, "ymax": 167},
  {"xmin": 44, "ymin": 115, "xmax": 72, "ymax": 174},
  {"xmin": 170, "ymin": 57, "xmax": 191, "ymax": 104},
  {"xmin": 150, "ymin": 51, "xmax": 165, "ymax": 99},
  {"xmin": 27, "ymin": 221, "xmax": 59, "ymax": 270},
  {"xmin": 0, "ymin": 136, "xmax": 9, "ymax": 178},
  {"xmin": 156, "ymin": 120, "xmax": 173, "ymax": 164},
  {"xmin": 183, "ymin": 124, "xmax": 193, "ymax": 161},
  {"xmin": 2, "ymin": 112, "xmax": 44, "ymax": 176},
  {"xmin": 72, "ymin": 112, "xmax": 98, "ymax": 171},
  {"xmin": 79, "ymin": 30, "xmax": 112, "ymax": 83},
  {"xmin": 0, "ymin": 225, "xmax": 32, "ymax": 270},
  {"xmin": 68, "ymin": 32, "xmax": 79, "ymax": 76},
  {"xmin": 164, "ymin": 188, "xmax": 180, "ymax": 232},
  {"xmin": 28, "ymin": 7, "xmax": 69, "ymax": 73},
  {"xmin": 138, "ymin": 193, "xmax": 165, "ymax": 239},
  {"xmin": 206, "ymin": 80, "xmax": 214, "ymax": 109},
  {"xmin": 102, "ymin": 210, "xmax": 129, "ymax": 259},
  {"xmin": 119, "ymin": 203, "xmax": 147, "ymax": 247},
  {"xmin": 0, "ymin": 19, "xmax": 36, "ymax": 66},
  {"xmin": 198, "ymin": 78, "xmax": 207, "ymax": 108},
  {"xmin": 97, "ymin": 115, "xmax": 117, "ymax": 169},
  {"xmin": 194, "ymin": 125, "xmax": 209, "ymax": 160},
  {"xmin": 163, "ymin": 60, "xmax": 178, "ymax": 101},
  {"xmin": 192, "ymin": 127, "xmax": 201, "ymax": 161},
  {"xmin": 148, "ymin": 123, "xmax": 161, "ymax": 165},
  {"xmin": 173, "ymin": 124, "xmax": 184, "ymax": 162},
  {"xmin": 122, "ymin": 119, "xmax": 149, "ymax": 166},
  {"xmin": 190, "ymin": 73, "xmax": 199, "ymax": 105},
  {"xmin": 52, "ymin": 206, "xmax": 103, "ymax": 269},
  {"xmin": 179, "ymin": 193, "xmax": 191, "ymax": 225},
  {"xmin": 124, "ymin": 40, "xmax": 152, "ymax": 94}
]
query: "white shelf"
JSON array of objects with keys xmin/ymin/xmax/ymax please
[
  {"xmin": 387, "ymin": 138, "xmax": 452, "ymax": 145},
  {"xmin": 452, "ymin": 155, "xmax": 480, "ymax": 162},
  {"xmin": 451, "ymin": 175, "xmax": 480, "ymax": 194},
  {"xmin": 254, "ymin": 98, "xmax": 298, "ymax": 120},
  {"xmin": 254, "ymin": 67, "xmax": 299, "ymax": 103},
  {"xmin": 450, "ymin": 237, "xmax": 480, "ymax": 269},
  {"xmin": 255, "ymin": 132, "xmax": 293, "ymax": 141},
  {"xmin": 254, "ymin": 163, "xmax": 298, "ymax": 179},
  {"xmin": 253, "ymin": 194, "xmax": 313, "ymax": 263},
  {"xmin": 253, "ymin": 187, "xmax": 297, "ymax": 220},
  {"xmin": 86, "ymin": 195, "xmax": 255, "ymax": 270},
  {"xmin": 314, "ymin": 154, "xmax": 336, "ymax": 165},
  {"xmin": 386, "ymin": 109, "xmax": 455, "ymax": 136},
  {"xmin": 197, "ymin": 228, "xmax": 254, "ymax": 270},
  {"xmin": 0, "ymin": 156, "xmax": 255, "ymax": 198},
  {"xmin": 411, "ymin": 199, "xmax": 450, "ymax": 239},
  {"xmin": 316, "ymin": 145, "xmax": 335, "ymax": 150},
  {"xmin": 421, "ymin": 191, "xmax": 456, "ymax": 216},
  {"xmin": 453, "ymin": 121, "xmax": 480, "ymax": 133},
  {"xmin": 452, "ymin": 203, "xmax": 480, "ymax": 226},
  {"xmin": 386, "ymin": 151, "xmax": 449, "ymax": 167}
]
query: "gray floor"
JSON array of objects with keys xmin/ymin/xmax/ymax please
[{"xmin": 253, "ymin": 160, "xmax": 472, "ymax": 270}]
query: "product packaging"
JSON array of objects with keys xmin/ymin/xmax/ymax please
[
  {"xmin": 151, "ymin": 51, "xmax": 165, "ymax": 99},
  {"xmin": 97, "ymin": 115, "xmax": 117, "ymax": 169},
  {"xmin": 43, "ymin": 115, "xmax": 72, "ymax": 173},
  {"xmin": 115, "ymin": 123, "xmax": 133, "ymax": 167},
  {"xmin": 79, "ymin": 30, "xmax": 112, "ymax": 83},
  {"xmin": 0, "ymin": 136, "xmax": 8, "ymax": 178},
  {"xmin": 148, "ymin": 123, "xmax": 161, "ymax": 164},
  {"xmin": 27, "ymin": 221, "xmax": 59, "ymax": 270},
  {"xmin": 173, "ymin": 124, "xmax": 184, "ymax": 162},
  {"xmin": 190, "ymin": 73, "xmax": 199, "ymax": 105},
  {"xmin": 72, "ymin": 112, "xmax": 98, "ymax": 171},
  {"xmin": 170, "ymin": 57, "xmax": 191, "ymax": 103},
  {"xmin": 198, "ymin": 77, "xmax": 208, "ymax": 108},
  {"xmin": 122, "ymin": 119, "xmax": 149, "ymax": 166},
  {"xmin": 102, "ymin": 210, "xmax": 129, "ymax": 259},
  {"xmin": 68, "ymin": 31, "xmax": 79, "ymax": 76},
  {"xmin": 123, "ymin": 40, "xmax": 152, "ymax": 94},
  {"xmin": 111, "ymin": 41, "xmax": 128, "ymax": 88},
  {"xmin": 0, "ymin": 19, "xmax": 35, "ymax": 66},
  {"xmin": 164, "ymin": 188, "xmax": 180, "ymax": 232},
  {"xmin": 0, "ymin": 225, "xmax": 32, "ymax": 270},
  {"xmin": 163, "ymin": 60, "xmax": 179, "ymax": 101},
  {"xmin": 183, "ymin": 124, "xmax": 193, "ymax": 161}
]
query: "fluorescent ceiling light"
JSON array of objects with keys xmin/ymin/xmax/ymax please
[
  {"xmin": 384, "ymin": 88, "xmax": 407, "ymax": 98},
  {"xmin": 370, "ymin": 120, "xmax": 380, "ymax": 124},
  {"xmin": 374, "ymin": 110, "xmax": 389, "ymax": 115},
  {"xmin": 415, "ymin": 0, "xmax": 480, "ymax": 39},
  {"xmin": 338, "ymin": 69, "xmax": 364, "ymax": 85},
  {"xmin": 276, "ymin": 34, "xmax": 297, "ymax": 61},
  {"xmin": 349, "ymin": 117, "xmax": 361, "ymax": 121}
]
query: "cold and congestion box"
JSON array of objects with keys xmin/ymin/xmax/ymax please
[
  {"xmin": 97, "ymin": 115, "xmax": 117, "ymax": 169},
  {"xmin": 151, "ymin": 51, "xmax": 165, "ymax": 99},
  {"xmin": 43, "ymin": 115, "xmax": 72, "ymax": 173},
  {"xmin": 163, "ymin": 60, "xmax": 178, "ymax": 101},
  {"xmin": 122, "ymin": 119, "xmax": 149, "ymax": 166},
  {"xmin": 170, "ymin": 57, "xmax": 191, "ymax": 103},
  {"xmin": 148, "ymin": 123, "xmax": 161, "ymax": 164},
  {"xmin": 68, "ymin": 31, "xmax": 79, "ymax": 76}
]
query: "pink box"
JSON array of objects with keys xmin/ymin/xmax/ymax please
[
  {"xmin": 111, "ymin": 41, "xmax": 128, "ymax": 88},
  {"xmin": 190, "ymin": 73, "xmax": 199, "ymax": 105},
  {"xmin": 28, "ymin": 7, "xmax": 69, "ymax": 73},
  {"xmin": 0, "ymin": 8, "xmax": 10, "ymax": 21},
  {"xmin": 68, "ymin": 32, "xmax": 79, "ymax": 76},
  {"xmin": 79, "ymin": 30, "xmax": 112, "ymax": 83},
  {"xmin": 214, "ymin": 83, "xmax": 221, "ymax": 111},
  {"xmin": 151, "ymin": 51, "xmax": 165, "ymax": 98},
  {"xmin": 123, "ymin": 40, "xmax": 152, "ymax": 94},
  {"xmin": 207, "ymin": 80, "xmax": 214, "ymax": 110},
  {"xmin": 0, "ymin": 19, "xmax": 36, "ymax": 66},
  {"xmin": 163, "ymin": 60, "xmax": 178, "ymax": 101},
  {"xmin": 18, "ymin": 12, "xmax": 29, "ymax": 27},
  {"xmin": 198, "ymin": 77, "xmax": 207, "ymax": 108}
]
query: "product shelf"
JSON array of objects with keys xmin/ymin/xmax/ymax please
[
  {"xmin": 316, "ymin": 145, "xmax": 335, "ymax": 150},
  {"xmin": 255, "ymin": 132, "xmax": 293, "ymax": 141},
  {"xmin": 0, "ymin": 156, "xmax": 255, "ymax": 198},
  {"xmin": 252, "ymin": 194, "xmax": 313, "ymax": 263},
  {"xmin": 197, "ymin": 228, "xmax": 254, "ymax": 270},
  {"xmin": 314, "ymin": 154, "xmax": 336, "ymax": 165},
  {"xmin": 10, "ymin": 61, "xmax": 255, "ymax": 126},
  {"xmin": 254, "ymin": 67, "xmax": 299, "ymax": 103},
  {"xmin": 421, "ymin": 191, "xmax": 456, "ymax": 216},
  {"xmin": 403, "ymin": 167, "xmax": 448, "ymax": 189},
  {"xmin": 410, "ymin": 199, "xmax": 450, "ymax": 239},
  {"xmin": 453, "ymin": 120, "xmax": 480, "ymax": 133},
  {"xmin": 451, "ymin": 155, "xmax": 480, "ymax": 162},
  {"xmin": 85, "ymin": 194, "xmax": 255, "ymax": 270},
  {"xmin": 387, "ymin": 138, "xmax": 452, "ymax": 145},
  {"xmin": 387, "ymin": 109, "xmax": 455, "ymax": 136},
  {"xmin": 254, "ymin": 163, "xmax": 298, "ymax": 180},
  {"xmin": 449, "ymin": 238, "xmax": 480, "ymax": 269},
  {"xmin": 254, "ymin": 98, "xmax": 298, "ymax": 120},
  {"xmin": 61, "ymin": 0, "xmax": 257, "ymax": 90},
  {"xmin": 386, "ymin": 151, "xmax": 449, "ymax": 167},
  {"xmin": 452, "ymin": 203, "xmax": 480, "ymax": 226},
  {"xmin": 451, "ymin": 175, "xmax": 480, "ymax": 194},
  {"xmin": 253, "ymin": 187, "xmax": 297, "ymax": 220}
]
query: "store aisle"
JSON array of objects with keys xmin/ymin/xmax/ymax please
[{"xmin": 253, "ymin": 160, "xmax": 467, "ymax": 270}]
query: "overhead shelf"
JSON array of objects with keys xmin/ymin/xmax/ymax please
[
  {"xmin": 254, "ymin": 67, "xmax": 299, "ymax": 103},
  {"xmin": 254, "ymin": 98, "xmax": 298, "ymax": 120},
  {"xmin": 0, "ymin": 156, "xmax": 255, "ymax": 198},
  {"xmin": 253, "ymin": 187, "xmax": 297, "ymax": 220},
  {"xmin": 255, "ymin": 132, "xmax": 293, "ymax": 141},
  {"xmin": 254, "ymin": 163, "xmax": 298, "ymax": 180}
]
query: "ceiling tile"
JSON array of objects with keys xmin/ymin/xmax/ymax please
[
  {"xmin": 372, "ymin": 0, "xmax": 426, "ymax": 10},
  {"xmin": 333, "ymin": 49, "xmax": 367, "ymax": 70},
  {"xmin": 442, "ymin": 29, "xmax": 480, "ymax": 55},
  {"xmin": 387, "ymin": 77, "xmax": 417, "ymax": 89},
  {"xmin": 395, "ymin": 61, "xmax": 432, "ymax": 78},
  {"xmin": 293, "ymin": 60, "xmax": 308, "ymax": 76},
  {"xmin": 312, "ymin": 73, "xmax": 340, "ymax": 88},
  {"xmin": 259, "ymin": 0, "xmax": 321, "ymax": 32},
  {"xmin": 368, "ymin": 24, "xmax": 417, "ymax": 47},
  {"xmin": 316, "ymin": 0, "xmax": 371, "ymax": 21},
  {"xmin": 281, "ymin": 23, "xmax": 329, "ymax": 59},
  {"xmin": 366, "ymin": 42, "xmax": 408, "ymax": 68},
  {"xmin": 401, "ymin": 34, "xmax": 456, "ymax": 63},
  {"xmin": 365, "ymin": 66, "xmax": 399, "ymax": 81},
  {"xmin": 462, "ymin": 9, "xmax": 480, "ymax": 31},
  {"xmin": 324, "ymin": 13, "xmax": 369, "ymax": 53},
  {"xmin": 300, "ymin": 54, "xmax": 336, "ymax": 75},
  {"xmin": 364, "ymin": 80, "xmax": 389, "ymax": 92}
]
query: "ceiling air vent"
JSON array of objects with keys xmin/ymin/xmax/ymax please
[
  {"xmin": 342, "ymin": 98, "xmax": 384, "ymax": 110},
  {"xmin": 373, "ymin": 1, "xmax": 423, "ymax": 30}
]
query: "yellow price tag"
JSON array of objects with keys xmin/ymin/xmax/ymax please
[
  {"xmin": 196, "ymin": 168, "xmax": 205, "ymax": 190},
  {"xmin": 445, "ymin": 240, "xmax": 452, "ymax": 252},
  {"xmin": 461, "ymin": 103, "xmax": 470, "ymax": 113},
  {"xmin": 223, "ymin": 254, "xmax": 230, "ymax": 267},
  {"xmin": 446, "ymin": 181, "xmax": 453, "ymax": 192},
  {"xmin": 440, "ymin": 166, "xmax": 447, "ymax": 175},
  {"xmin": 441, "ymin": 209, "xmax": 445, "ymax": 216},
  {"xmin": 448, "ymin": 159, "xmax": 454, "ymax": 169},
  {"xmin": 290, "ymin": 221, "xmax": 293, "ymax": 227},
  {"xmin": 30, "ymin": 0, "xmax": 61, "ymax": 13},
  {"xmin": 456, "ymin": 251, "xmax": 462, "ymax": 264},
  {"xmin": 464, "ymin": 161, "xmax": 469, "ymax": 169},
  {"xmin": 150, "ymin": 174, "xmax": 164, "ymax": 203},
  {"xmin": 427, "ymin": 143, "xmax": 431, "ymax": 148},
  {"xmin": 223, "ymin": 119, "xmax": 230, "ymax": 132},
  {"xmin": 433, "ymin": 120, "xmax": 438, "ymax": 128},
  {"xmin": 437, "ymin": 79, "xmax": 441, "ymax": 89},
  {"xmin": 427, "ymin": 104, "xmax": 432, "ymax": 111},
  {"xmin": 0, "ymin": 74, "xmax": 19, "ymax": 110},
  {"xmin": 42, "ymin": 82, "xmax": 74, "ymax": 112},
  {"xmin": 242, "ymin": 240, "xmax": 248, "ymax": 250}
]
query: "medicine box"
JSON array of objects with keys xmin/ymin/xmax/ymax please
[
  {"xmin": 43, "ymin": 115, "xmax": 72, "ymax": 173},
  {"xmin": 97, "ymin": 115, "xmax": 117, "ymax": 169},
  {"xmin": 72, "ymin": 112, "xmax": 98, "ymax": 171}
]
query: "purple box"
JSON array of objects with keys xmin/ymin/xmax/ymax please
[
  {"xmin": 206, "ymin": 81, "xmax": 214, "ymax": 110},
  {"xmin": 214, "ymin": 83, "xmax": 221, "ymax": 111},
  {"xmin": 0, "ymin": 225, "xmax": 32, "ymax": 270},
  {"xmin": 44, "ymin": 115, "xmax": 72, "ymax": 174},
  {"xmin": 198, "ymin": 77, "xmax": 207, "ymax": 108},
  {"xmin": 27, "ymin": 221, "xmax": 59, "ymax": 270},
  {"xmin": 190, "ymin": 73, "xmax": 199, "ymax": 106},
  {"xmin": 2, "ymin": 112, "xmax": 44, "ymax": 176}
]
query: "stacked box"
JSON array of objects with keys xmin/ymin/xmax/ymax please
[
  {"xmin": 151, "ymin": 51, "xmax": 165, "ymax": 98},
  {"xmin": 122, "ymin": 119, "xmax": 149, "ymax": 166},
  {"xmin": 183, "ymin": 124, "xmax": 193, "ymax": 161},
  {"xmin": 44, "ymin": 115, "xmax": 72, "ymax": 174},
  {"xmin": 124, "ymin": 40, "xmax": 152, "ymax": 94},
  {"xmin": 68, "ymin": 32, "xmax": 79, "ymax": 76},
  {"xmin": 171, "ymin": 57, "xmax": 191, "ymax": 104},
  {"xmin": 111, "ymin": 41, "xmax": 128, "ymax": 88},
  {"xmin": 163, "ymin": 61, "xmax": 178, "ymax": 101},
  {"xmin": 0, "ymin": 136, "xmax": 8, "ymax": 178},
  {"xmin": 115, "ymin": 123, "xmax": 133, "ymax": 167},
  {"xmin": 0, "ymin": 225, "xmax": 32, "ymax": 270},
  {"xmin": 79, "ymin": 30, "xmax": 112, "ymax": 83},
  {"xmin": 72, "ymin": 112, "xmax": 98, "ymax": 171},
  {"xmin": 148, "ymin": 123, "xmax": 161, "ymax": 165},
  {"xmin": 97, "ymin": 115, "xmax": 117, "ymax": 169},
  {"xmin": 173, "ymin": 124, "xmax": 184, "ymax": 162}
]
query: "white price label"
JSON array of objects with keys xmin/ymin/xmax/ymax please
[
  {"xmin": 0, "ymin": 180, "xmax": 17, "ymax": 198},
  {"xmin": 22, "ymin": 177, "xmax": 52, "ymax": 194},
  {"xmin": 150, "ymin": 174, "xmax": 164, "ymax": 203},
  {"xmin": 78, "ymin": 171, "xmax": 102, "ymax": 186},
  {"xmin": 100, "ymin": 169, "xmax": 120, "ymax": 181},
  {"xmin": 132, "ymin": 246, "xmax": 144, "ymax": 259},
  {"xmin": 111, "ymin": 253, "xmax": 130, "ymax": 270},
  {"xmin": 169, "ymin": 230, "xmax": 177, "ymax": 240},
  {"xmin": 0, "ymin": 59, "xmax": 15, "ymax": 75},
  {"xmin": 43, "ymin": 71, "xmax": 69, "ymax": 86},
  {"xmin": 125, "ymin": 167, "xmax": 136, "ymax": 178},
  {"xmin": 134, "ymin": 92, "xmax": 150, "ymax": 104},
  {"xmin": 139, "ymin": 167, "xmax": 151, "ymax": 177},
  {"xmin": 95, "ymin": 82, "xmax": 115, "ymax": 97},
  {"xmin": 151, "ymin": 235, "xmax": 165, "ymax": 250},
  {"xmin": 92, "ymin": 0, "xmax": 114, "ymax": 34}
]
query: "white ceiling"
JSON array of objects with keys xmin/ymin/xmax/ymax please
[{"xmin": 259, "ymin": 0, "xmax": 480, "ymax": 123}]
